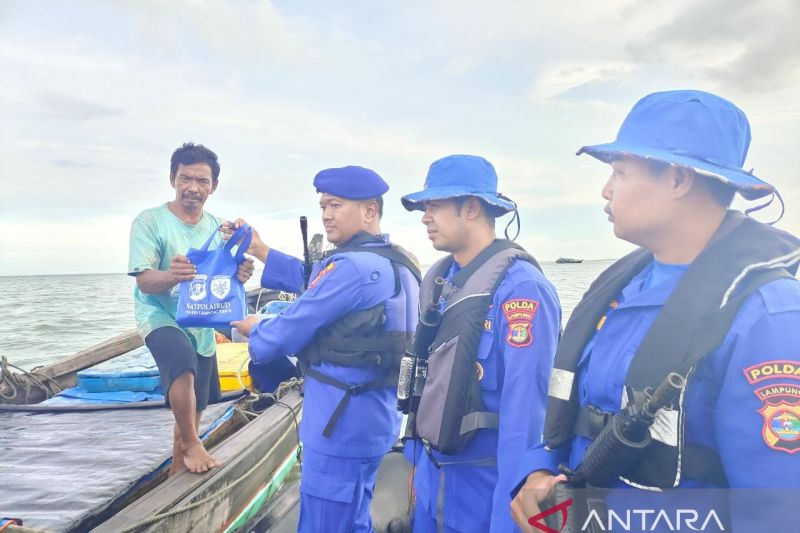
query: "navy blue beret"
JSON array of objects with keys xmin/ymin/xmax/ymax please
[{"xmin": 313, "ymin": 166, "xmax": 389, "ymax": 199}]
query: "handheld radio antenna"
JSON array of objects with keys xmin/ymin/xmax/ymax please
[{"xmin": 300, "ymin": 216, "xmax": 312, "ymax": 288}]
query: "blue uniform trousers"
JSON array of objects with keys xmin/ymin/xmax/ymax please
[
  {"xmin": 298, "ymin": 447, "xmax": 383, "ymax": 533},
  {"xmin": 414, "ymin": 505, "xmax": 459, "ymax": 533}
]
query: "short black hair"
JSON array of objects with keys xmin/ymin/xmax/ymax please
[
  {"xmin": 646, "ymin": 159, "xmax": 672, "ymax": 175},
  {"xmin": 358, "ymin": 196, "xmax": 383, "ymax": 217},
  {"xmin": 647, "ymin": 159, "xmax": 735, "ymax": 207},
  {"xmin": 454, "ymin": 196, "xmax": 497, "ymax": 228},
  {"xmin": 699, "ymin": 175, "xmax": 736, "ymax": 207},
  {"xmin": 170, "ymin": 143, "xmax": 220, "ymax": 182}
]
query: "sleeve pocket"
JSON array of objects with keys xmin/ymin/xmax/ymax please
[{"xmin": 476, "ymin": 330, "xmax": 498, "ymax": 391}]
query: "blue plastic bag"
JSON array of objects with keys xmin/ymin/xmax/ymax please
[{"xmin": 176, "ymin": 224, "xmax": 253, "ymax": 328}]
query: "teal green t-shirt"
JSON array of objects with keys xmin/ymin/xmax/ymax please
[{"xmin": 128, "ymin": 203, "xmax": 223, "ymax": 356}]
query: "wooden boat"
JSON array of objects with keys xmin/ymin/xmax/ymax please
[
  {"xmin": 555, "ymin": 257, "xmax": 584, "ymax": 264},
  {"xmin": 0, "ymin": 288, "xmax": 302, "ymax": 533},
  {"xmin": 1, "ymin": 384, "xmax": 302, "ymax": 533},
  {"xmin": 1, "ymin": 281, "xmax": 411, "ymax": 533}
]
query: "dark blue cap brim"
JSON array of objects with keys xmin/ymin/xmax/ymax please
[
  {"xmin": 578, "ymin": 142, "xmax": 775, "ymax": 201},
  {"xmin": 401, "ymin": 186, "xmax": 516, "ymax": 214}
]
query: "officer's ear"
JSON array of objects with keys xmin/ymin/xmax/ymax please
[
  {"xmin": 361, "ymin": 198, "xmax": 381, "ymax": 222},
  {"xmin": 462, "ymin": 197, "xmax": 485, "ymax": 221},
  {"xmin": 668, "ymin": 166, "xmax": 695, "ymax": 200}
]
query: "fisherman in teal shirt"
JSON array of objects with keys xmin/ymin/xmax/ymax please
[{"xmin": 128, "ymin": 143, "xmax": 253, "ymax": 475}]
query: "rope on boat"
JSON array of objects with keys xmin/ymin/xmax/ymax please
[
  {"xmin": 264, "ymin": 378, "xmax": 303, "ymax": 465},
  {"xmin": 0, "ymin": 355, "xmax": 64, "ymax": 403},
  {"xmin": 119, "ymin": 378, "xmax": 303, "ymax": 533}
]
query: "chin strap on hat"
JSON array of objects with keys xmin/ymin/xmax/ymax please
[
  {"xmin": 745, "ymin": 189, "xmax": 785, "ymax": 225},
  {"xmin": 498, "ymin": 193, "xmax": 521, "ymax": 241}
]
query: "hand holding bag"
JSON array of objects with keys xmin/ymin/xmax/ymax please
[{"xmin": 176, "ymin": 223, "xmax": 253, "ymax": 328}]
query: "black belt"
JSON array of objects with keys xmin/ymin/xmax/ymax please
[{"xmin": 298, "ymin": 360, "xmax": 391, "ymax": 438}]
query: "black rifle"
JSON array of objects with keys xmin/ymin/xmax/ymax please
[
  {"xmin": 300, "ymin": 216, "xmax": 313, "ymax": 289},
  {"xmin": 397, "ymin": 277, "xmax": 445, "ymax": 437},
  {"xmin": 544, "ymin": 372, "xmax": 687, "ymax": 532}
]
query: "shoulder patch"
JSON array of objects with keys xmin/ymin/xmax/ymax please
[
  {"xmin": 743, "ymin": 360, "xmax": 800, "ymax": 453},
  {"xmin": 502, "ymin": 298, "xmax": 538, "ymax": 348},
  {"xmin": 757, "ymin": 390, "xmax": 800, "ymax": 454},
  {"xmin": 744, "ymin": 360, "xmax": 800, "ymax": 384},
  {"xmin": 308, "ymin": 262, "xmax": 335, "ymax": 290}
]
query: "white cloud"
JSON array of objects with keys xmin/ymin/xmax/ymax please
[
  {"xmin": 134, "ymin": 0, "xmax": 321, "ymax": 67},
  {"xmin": 526, "ymin": 62, "xmax": 636, "ymax": 103},
  {"xmin": 444, "ymin": 56, "xmax": 482, "ymax": 77},
  {"xmin": 1, "ymin": 0, "xmax": 800, "ymax": 275}
]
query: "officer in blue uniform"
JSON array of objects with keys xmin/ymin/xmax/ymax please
[
  {"xmin": 511, "ymin": 91, "xmax": 800, "ymax": 532},
  {"xmin": 401, "ymin": 155, "xmax": 562, "ymax": 532},
  {"xmin": 231, "ymin": 166, "xmax": 420, "ymax": 533}
]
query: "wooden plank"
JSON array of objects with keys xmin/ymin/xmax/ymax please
[
  {"xmin": 91, "ymin": 390, "xmax": 303, "ymax": 533},
  {"xmin": 247, "ymin": 478, "xmax": 301, "ymax": 532},
  {"xmin": 152, "ymin": 417, "xmax": 300, "ymax": 533},
  {"xmin": 1, "ymin": 330, "xmax": 143, "ymax": 405},
  {"xmin": 41, "ymin": 330, "xmax": 143, "ymax": 383}
]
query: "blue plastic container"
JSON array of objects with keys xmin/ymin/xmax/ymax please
[{"xmin": 77, "ymin": 345, "xmax": 160, "ymax": 393}]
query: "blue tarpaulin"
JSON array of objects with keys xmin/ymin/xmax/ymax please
[{"xmin": 0, "ymin": 399, "xmax": 235, "ymax": 532}]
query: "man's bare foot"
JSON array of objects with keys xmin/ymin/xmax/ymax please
[
  {"xmin": 170, "ymin": 435, "xmax": 186, "ymax": 476},
  {"xmin": 182, "ymin": 442, "xmax": 222, "ymax": 473},
  {"xmin": 169, "ymin": 454, "xmax": 186, "ymax": 476}
]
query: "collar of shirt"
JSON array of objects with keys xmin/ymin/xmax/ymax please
[
  {"xmin": 437, "ymin": 261, "xmax": 461, "ymax": 311},
  {"xmin": 616, "ymin": 259, "xmax": 689, "ymax": 310}
]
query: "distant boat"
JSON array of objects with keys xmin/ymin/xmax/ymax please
[{"xmin": 556, "ymin": 257, "xmax": 584, "ymax": 264}]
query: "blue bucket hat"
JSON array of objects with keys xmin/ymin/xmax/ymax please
[
  {"xmin": 577, "ymin": 90, "xmax": 775, "ymax": 200},
  {"xmin": 401, "ymin": 154, "xmax": 516, "ymax": 214}
]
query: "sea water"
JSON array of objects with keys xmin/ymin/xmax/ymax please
[{"xmin": 0, "ymin": 260, "xmax": 614, "ymax": 370}]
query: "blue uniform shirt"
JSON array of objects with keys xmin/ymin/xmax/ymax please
[
  {"xmin": 248, "ymin": 239, "xmax": 405, "ymax": 458},
  {"xmin": 516, "ymin": 260, "xmax": 800, "ymax": 527},
  {"xmin": 412, "ymin": 259, "xmax": 561, "ymax": 533}
]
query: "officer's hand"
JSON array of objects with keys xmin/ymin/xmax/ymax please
[
  {"xmin": 220, "ymin": 219, "xmax": 247, "ymax": 239},
  {"xmin": 230, "ymin": 314, "xmax": 261, "ymax": 338},
  {"xmin": 237, "ymin": 258, "xmax": 255, "ymax": 284},
  {"xmin": 510, "ymin": 470, "xmax": 567, "ymax": 532},
  {"xmin": 224, "ymin": 218, "xmax": 269, "ymax": 262},
  {"xmin": 169, "ymin": 254, "xmax": 196, "ymax": 283}
]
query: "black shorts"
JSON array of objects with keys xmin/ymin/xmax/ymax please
[{"xmin": 144, "ymin": 326, "xmax": 221, "ymax": 411}]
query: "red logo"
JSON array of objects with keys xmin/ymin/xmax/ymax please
[
  {"xmin": 528, "ymin": 498, "xmax": 573, "ymax": 533},
  {"xmin": 502, "ymin": 298, "xmax": 538, "ymax": 348},
  {"xmin": 308, "ymin": 262, "xmax": 335, "ymax": 289}
]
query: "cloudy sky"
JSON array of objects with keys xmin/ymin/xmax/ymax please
[{"xmin": 1, "ymin": 0, "xmax": 798, "ymax": 276}]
